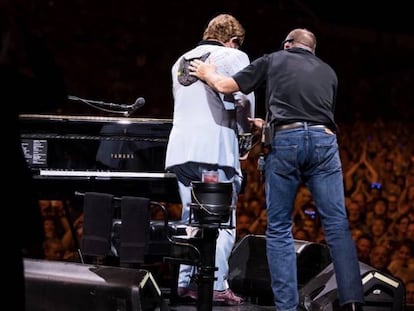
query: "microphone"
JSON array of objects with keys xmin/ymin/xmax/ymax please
[
  {"xmin": 130, "ymin": 97, "xmax": 145, "ymax": 111},
  {"xmin": 257, "ymin": 153, "xmax": 265, "ymax": 183},
  {"xmin": 123, "ymin": 97, "xmax": 145, "ymax": 116}
]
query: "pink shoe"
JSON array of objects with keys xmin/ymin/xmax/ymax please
[
  {"xmin": 177, "ymin": 286, "xmax": 198, "ymax": 300},
  {"xmin": 213, "ymin": 288, "xmax": 244, "ymax": 305}
]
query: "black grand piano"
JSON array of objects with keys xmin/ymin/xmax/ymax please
[
  {"xmin": 19, "ymin": 113, "xmax": 192, "ymax": 298},
  {"xmin": 19, "ymin": 113, "xmax": 180, "ymax": 203},
  {"xmin": 19, "ymin": 113, "xmax": 185, "ymax": 272}
]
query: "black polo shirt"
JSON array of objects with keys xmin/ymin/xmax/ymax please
[{"xmin": 233, "ymin": 47, "xmax": 338, "ymax": 131}]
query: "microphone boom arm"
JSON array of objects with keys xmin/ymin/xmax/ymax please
[{"xmin": 68, "ymin": 95, "xmax": 145, "ymax": 116}]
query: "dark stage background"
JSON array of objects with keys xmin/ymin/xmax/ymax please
[{"xmin": 2, "ymin": 0, "xmax": 414, "ymax": 122}]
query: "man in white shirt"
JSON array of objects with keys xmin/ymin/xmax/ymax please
[{"xmin": 165, "ymin": 14, "xmax": 255, "ymax": 305}]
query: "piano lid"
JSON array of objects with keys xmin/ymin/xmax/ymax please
[
  {"xmin": 18, "ymin": 113, "xmax": 173, "ymax": 137},
  {"xmin": 18, "ymin": 113, "xmax": 173, "ymax": 124}
]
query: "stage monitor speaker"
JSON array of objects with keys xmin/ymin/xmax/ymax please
[
  {"xmin": 228, "ymin": 234, "xmax": 332, "ymax": 304},
  {"xmin": 24, "ymin": 258, "xmax": 166, "ymax": 311},
  {"xmin": 299, "ymin": 261, "xmax": 405, "ymax": 311},
  {"xmin": 81, "ymin": 192, "xmax": 115, "ymax": 257}
]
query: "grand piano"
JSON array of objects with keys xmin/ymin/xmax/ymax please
[
  {"xmin": 19, "ymin": 113, "xmax": 188, "ymax": 290},
  {"xmin": 19, "ymin": 113, "xmax": 180, "ymax": 203}
]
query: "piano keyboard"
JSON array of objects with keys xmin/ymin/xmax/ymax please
[{"xmin": 38, "ymin": 169, "xmax": 176, "ymax": 179}]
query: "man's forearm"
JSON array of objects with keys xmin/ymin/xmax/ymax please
[
  {"xmin": 204, "ymin": 73, "xmax": 239, "ymax": 94},
  {"xmin": 190, "ymin": 59, "xmax": 240, "ymax": 94}
]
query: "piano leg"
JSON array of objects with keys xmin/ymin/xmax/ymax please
[{"xmin": 62, "ymin": 200, "xmax": 84, "ymax": 264}]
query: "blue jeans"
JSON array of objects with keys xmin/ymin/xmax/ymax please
[{"xmin": 265, "ymin": 125, "xmax": 364, "ymax": 311}]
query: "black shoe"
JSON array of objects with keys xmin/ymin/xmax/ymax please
[{"xmin": 341, "ymin": 302, "xmax": 363, "ymax": 311}]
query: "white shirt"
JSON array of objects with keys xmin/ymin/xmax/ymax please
[{"xmin": 165, "ymin": 42, "xmax": 255, "ymax": 177}]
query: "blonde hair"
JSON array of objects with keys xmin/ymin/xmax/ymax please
[{"xmin": 203, "ymin": 14, "xmax": 245, "ymax": 46}]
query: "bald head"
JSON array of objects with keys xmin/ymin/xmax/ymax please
[{"xmin": 283, "ymin": 28, "xmax": 317, "ymax": 53}]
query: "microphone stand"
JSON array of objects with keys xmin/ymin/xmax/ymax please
[
  {"xmin": 196, "ymin": 225, "xmax": 218, "ymax": 311},
  {"xmin": 68, "ymin": 95, "xmax": 140, "ymax": 116}
]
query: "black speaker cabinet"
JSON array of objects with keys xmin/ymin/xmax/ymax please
[
  {"xmin": 299, "ymin": 261, "xmax": 405, "ymax": 311},
  {"xmin": 228, "ymin": 235, "xmax": 332, "ymax": 304},
  {"xmin": 24, "ymin": 258, "xmax": 165, "ymax": 311}
]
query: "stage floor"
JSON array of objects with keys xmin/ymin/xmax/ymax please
[
  {"xmin": 161, "ymin": 288, "xmax": 275, "ymax": 311},
  {"xmin": 167, "ymin": 303, "xmax": 275, "ymax": 311}
]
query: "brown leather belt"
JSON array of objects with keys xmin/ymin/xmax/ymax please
[{"xmin": 274, "ymin": 122, "xmax": 328, "ymax": 131}]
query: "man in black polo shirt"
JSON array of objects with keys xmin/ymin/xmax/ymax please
[{"xmin": 190, "ymin": 28, "xmax": 364, "ymax": 311}]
